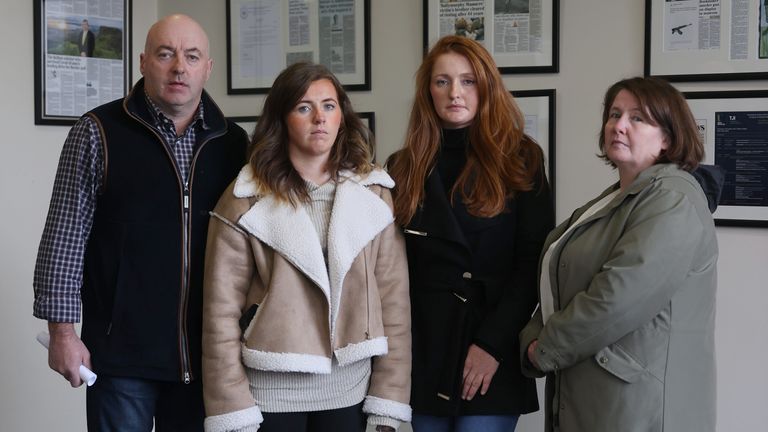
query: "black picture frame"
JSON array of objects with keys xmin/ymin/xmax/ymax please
[
  {"xmin": 512, "ymin": 89, "xmax": 556, "ymax": 211},
  {"xmin": 357, "ymin": 111, "xmax": 375, "ymax": 136},
  {"xmin": 34, "ymin": 0, "xmax": 132, "ymax": 125},
  {"xmin": 683, "ymin": 90, "xmax": 768, "ymax": 227},
  {"xmin": 226, "ymin": 0, "xmax": 371, "ymax": 94},
  {"xmin": 423, "ymin": 0, "xmax": 559, "ymax": 74},
  {"xmin": 645, "ymin": 0, "xmax": 768, "ymax": 82}
]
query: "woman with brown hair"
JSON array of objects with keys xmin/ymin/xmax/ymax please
[
  {"xmin": 387, "ymin": 36, "xmax": 554, "ymax": 431},
  {"xmin": 201, "ymin": 62, "xmax": 411, "ymax": 432},
  {"xmin": 520, "ymin": 77, "xmax": 722, "ymax": 432}
]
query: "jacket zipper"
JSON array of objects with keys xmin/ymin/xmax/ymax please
[
  {"xmin": 180, "ymin": 182, "xmax": 191, "ymax": 384},
  {"xmin": 129, "ymin": 109, "xmax": 226, "ymax": 384},
  {"xmin": 364, "ymin": 250, "xmax": 371, "ymax": 339},
  {"xmin": 179, "ymin": 131, "xmax": 226, "ymax": 383}
]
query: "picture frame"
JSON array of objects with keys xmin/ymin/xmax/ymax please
[
  {"xmin": 512, "ymin": 89, "xmax": 556, "ymax": 209},
  {"xmin": 645, "ymin": 0, "xmax": 768, "ymax": 82},
  {"xmin": 226, "ymin": 0, "xmax": 371, "ymax": 94},
  {"xmin": 34, "ymin": 0, "xmax": 132, "ymax": 125},
  {"xmin": 683, "ymin": 90, "xmax": 768, "ymax": 227},
  {"xmin": 228, "ymin": 115, "xmax": 259, "ymax": 138},
  {"xmin": 358, "ymin": 111, "xmax": 375, "ymax": 136},
  {"xmin": 423, "ymin": 0, "xmax": 559, "ymax": 74}
]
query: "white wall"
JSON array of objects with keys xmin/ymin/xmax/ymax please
[{"xmin": 2, "ymin": 0, "xmax": 766, "ymax": 430}]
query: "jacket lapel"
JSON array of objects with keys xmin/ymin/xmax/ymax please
[
  {"xmin": 238, "ymin": 194, "xmax": 331, "ymax": 300},
  {"xmin": 407, "ymin": 171, "xmax": 470, "ymax": 250},
  {"xmin": 327, "ymin": 170, "xmax": 395, "ymax": 334},
  {"xmin": 234, "ymin": 166, "xmax": 330, "ymax": 301},
  {"xmin": 233, "ymin": 166, "xmax": 396, "ymax": 335}
]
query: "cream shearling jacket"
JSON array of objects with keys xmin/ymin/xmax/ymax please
[{"xmin": 201, "ymin": 165, "xmax": 411, "ymax": 432}]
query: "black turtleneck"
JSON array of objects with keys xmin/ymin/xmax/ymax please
[{"xmin": 436, "ymin": 127, "xmax": 469, "ymax": 197}]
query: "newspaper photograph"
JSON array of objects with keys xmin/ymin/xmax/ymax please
[
  {"xmin": 438, "ymin": 0, "xmax": 486, "ymax": 41},
  {"xmin": 39, "ymin": 0, "xmax": 128, "ymax": 122}
]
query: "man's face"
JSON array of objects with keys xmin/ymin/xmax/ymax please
[
  {"xmin": 81, "ymin": 21, "xmax": 89, "ymax": 31},
  {"xmin": 139, "ymin": 17, "xmax": 212, "ymax": 118}
]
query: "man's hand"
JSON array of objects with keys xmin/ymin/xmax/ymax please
[
  {"xmin": 47, "ymin": 322, "xmax": 92, "ymax": 387},
  {"xmin": 461, "ymin": 344, "xmax": 499, "ymax": 400}
]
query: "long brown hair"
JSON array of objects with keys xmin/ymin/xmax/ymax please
[
  {"xmin": 598, "ymin": 77, "xmax": 703, "ymax": 171},
  {"xmin": 247, "ymin": 62, "xmax": 373, "ymax": 205},
  {"xmin": 387, "ymin": 35, "xmax": 543, "ymax": 225}
]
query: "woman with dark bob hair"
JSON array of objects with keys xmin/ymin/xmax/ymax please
[
  {"xmin": 201, "ymin": 62, "xmax": 411, "ymax": 432},
  {"xmin": 388, "ymin": 35, "xmax": 554, "ymax": 431},
  {"xmin": 520, "ymin": 76, "xmax": 724, "ymax": 432}
]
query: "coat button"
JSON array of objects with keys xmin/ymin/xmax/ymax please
[
  {"xmin": 599, "ymin": 356, "xmax": 608, "ymax": 364},
  {"xmin": 560, "ymin": 262, "xmax": 566, "ymax": 268},
  {"xmin": 462, "ymin": 272, "xmax": 472, "ymax": 279}
]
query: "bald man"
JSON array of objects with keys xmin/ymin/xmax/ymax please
[{"xmin": 33, "ymin": 15, "xmax": 248, "ymax": 431}]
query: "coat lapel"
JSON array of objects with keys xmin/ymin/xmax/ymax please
[
  {"xmin": 238, "ymin": 193, "xmax": 331, "ymax": 301},
  {"xmin": 233, "ymin": 166, "xmax": 395, "ymax": 337},
  {"xmin": 234, "ymin": 165, "xmax": 330, "ymax": 301},
  {"xmin": 326, "ymin": 170, "xmax": 395, "ymax": 335},
  {"xmin": 407, "ymin": 170, "xmax": 470, "ymax": 250}
]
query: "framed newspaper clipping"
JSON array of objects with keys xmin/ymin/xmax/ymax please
[
  {"xmin": 512, "ymin": 89, "xmax": 556, "ymax": 209},
  {"xmin": 424, "ymin": 0, "xmax": 559, "ymax": 74},
  {"xmin": 645, "ymin": 0, "xmax": 768, "ymax": 81},
  {"xmin": 34, "ymin": 0, "xmax": 132, "ymax": 125},
  {"xmin": 226, "ymin": 0, "xmax": 371, "ymax": 94},
  {"xmin": 684, "ymin": 90, "xmax": 768, "ymax": 227}
]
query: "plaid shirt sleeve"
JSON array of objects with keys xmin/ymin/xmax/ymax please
[{"xmin": 33, "ymin": 116, "xmax": 103, "ymax": 322}]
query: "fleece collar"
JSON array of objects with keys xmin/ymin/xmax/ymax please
[{"xmin": 234, "ymin": 165, "xmax": 395, "ymax": 338}]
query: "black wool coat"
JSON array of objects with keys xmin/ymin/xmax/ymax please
[{"xmin": 406, "ymin": 164, "xmax": 554, "ymax": 416}]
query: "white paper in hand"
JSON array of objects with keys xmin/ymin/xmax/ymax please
[{"xmin": 36, "ymin": 331, "xmax": 97, "ymax": 386}]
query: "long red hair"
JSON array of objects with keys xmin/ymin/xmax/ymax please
[{"xmin": 388, "ymin": 35, "xmax": 543, "ymax": 225}]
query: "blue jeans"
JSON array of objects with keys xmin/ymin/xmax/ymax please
[
  {"xmin": 86, "ymin": 375, "xmax": 204, "ymax": 432},
  {"xmin": 411, "ymin": 414, "xmax": 519, "ymax": 432}
]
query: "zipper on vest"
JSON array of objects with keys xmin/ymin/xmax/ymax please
[{"xmin": 180, "ymin": 183, "xmax": 192, "ymax": 384}]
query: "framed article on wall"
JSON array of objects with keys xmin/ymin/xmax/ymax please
[
  {"xmin": 512, "ymin": 89, "xmax": 556, "ymax": 210},
  {"xmin": 684, "ymin": 90, "xmax": 768, "ymax": 227},
  {"xmin": 226, "ymin": 0, "xmax": 371, "ymax": 94},
  {"xmin": 424, "ymin": 0, "xmax": 559, "ymax": 74},
  {"xmin": 645, "ymin": 0, "xmax": 768, "ymax": 81},
  {"xmin": 34, "ymin": 0, "xmax": 132, "ymax": 125}
]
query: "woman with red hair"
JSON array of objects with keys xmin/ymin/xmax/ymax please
[{"xmin": 388, "ymin": 36, "xmax": 553, "ymax": 431}]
